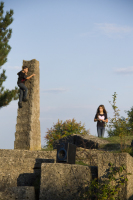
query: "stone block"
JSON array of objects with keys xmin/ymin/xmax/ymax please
[
  {"xmin": 39, "ymin": 163, "xmax": 92, "ymax": 200},
  {"xmin": 98, "ymin": 152, "xmax": 133, "ymax": 200},
  {"xmin": 1, "ymin": 186, "xmax": 35, "ymax": 200}
]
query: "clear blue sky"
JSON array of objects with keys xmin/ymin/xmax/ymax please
[{"xmin": 0, "ymin": 0, "xmax": 133, "ymax": 149}]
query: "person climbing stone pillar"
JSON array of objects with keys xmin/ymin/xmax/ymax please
[{"xmin": 14, "ymin": 59, "xmax": 41, "ymax": 150}]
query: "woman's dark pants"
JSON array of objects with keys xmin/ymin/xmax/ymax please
[
  {"xmin": 97, "ymin": 126, "xmax": 105, "ymax": 137},
  {"xmin": 18, "ymin": 83, "xmax": 28, "ymax": 103}
]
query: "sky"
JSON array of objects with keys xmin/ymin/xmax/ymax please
[{"xmin": 0, "ymin": 0, "xmax": 133, "ymax": 149}]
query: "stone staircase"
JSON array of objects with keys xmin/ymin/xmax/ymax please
[{"xmin": 0, "ymin": 149, "xmax": 56, "ymax": 200}]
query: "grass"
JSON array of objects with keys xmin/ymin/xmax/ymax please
[
  {"xmin": 98, "ymin": 135, "xmax": 133, "ymax": 156},
  {"xmin": 101, "ymin": 135, "xmax": 133, "ymax": 145},
  {"xmin": 41, "ymin": 146, "xmax": 56, "ymax": 151},
  {"xmin": 75, "ymin": 161, "xmax": 88, "ymax": 166}
]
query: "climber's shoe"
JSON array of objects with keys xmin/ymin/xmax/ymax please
[
  {"xmin": 23, "ymin": 98, "xmax": 28, "ymax": 102},
  {"xmin": 18, "ymin": 102, "xmax": 22, "ymax": 108}
]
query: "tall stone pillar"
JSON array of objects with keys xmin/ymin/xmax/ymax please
[{"xmin": 14, "ymin": 59, "xmax": 41, "ymax": 150}]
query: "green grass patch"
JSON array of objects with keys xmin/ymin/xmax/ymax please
[
  {"xmin": 102, "ymin": 135, "xmax": 133, "ymax": 145},
  {"xmin": 98, "ymin": 136, "xmax": 133, "ymax": 156},
  {"xmin": 75, "ymin": 160, "xmax": 88, "ymax": 166},
  {"xmin": 41, "ymin": 146, "xmax": 56, "ymax": 151}
]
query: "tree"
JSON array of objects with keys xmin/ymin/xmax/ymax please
[
  {"xmin": 0, "ymin": 1, "xmax": 19, "ymax": 108},
  {"xmin": 124, "ymin": 106, "xmax": 133, "ymax": 133},
  {"xmin": 105, "ymin": 92, "xmax": 130, "ymax": 137},
  {"xmin": 105, "ymin": 92, "xmax": 133, "ymax": 151},
  {"xmin": 44, "ymin": 118, "xmax": 90, "ymax": 148}
]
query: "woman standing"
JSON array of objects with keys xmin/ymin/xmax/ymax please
[{"xmin": 94, "ymin": 105, "xmax": 108, "ymax": 137}]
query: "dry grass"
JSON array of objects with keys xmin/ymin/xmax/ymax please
[{"xmin": 99, "ymin": 135, "xmax": 133, "ymax": 155}]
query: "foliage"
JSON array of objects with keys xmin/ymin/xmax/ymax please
[
  {"xmin": 125, "ymin": 106, "xmax": 133, "ymax": 133},
  {"xmin": 99, "ymin": 135, "xmax": 133, "ymax": 155},
  {"xmin": 0, "ymin": 1, "xmax": 20, "ymax": 108},
  {"xmin": 44, "ymin": 118, "xmax": 90, "ymax": 148},
  {"xmin": 41, "ymin": 146, "xmax": 54, "ymax": 151},
  {"xmin": 105, "ymin": 92, "xmax": 133, "ymax": 151},
  {"xmin": 75, "ymin": 160, "xmax": 88, "ymax": 166},
  {"xmin": 80, "ymin": 162, "xmax": 131, "ymax": 200}
]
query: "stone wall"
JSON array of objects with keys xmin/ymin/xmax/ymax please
[
  {"xmin": 0, "ymin": 148, "xmax": 97, "ymax": 190},
  {"xmin": 38, "ymin": 152, "xmax": 133, "ymax": 200},
  {"xmin": 0, "ymin": 149, "xmax": 133, "ymax": 200},
  {"xmin": 0, "ymin": 149, "xmax": 97, "ymax": 200},
  {"xmin": 0, "ymin": 149, "xmax": 55, "ymax": 200},
  {"xmin": 0, "ymin": 149, "xmax": 56, "ymax": 159},
  {"xmin": 14, "ymin": 59, "xmax": 41, "ymax": 150}
]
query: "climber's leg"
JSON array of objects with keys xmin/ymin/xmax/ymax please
[{"xmin": 18, "ymin": 83, "xmax": 28, "ymax": 100}]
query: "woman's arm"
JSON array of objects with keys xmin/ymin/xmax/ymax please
[
  {"xmin": 104, "ymin": 113, "xmax": 108, "ymax": 122},
  {"xmin": 103, "ymin": 119, "xmax": 108, "ymax": 122},
  {"xmin": 94, "ymin": 118, "xmax": 99, "ymax": 122}
]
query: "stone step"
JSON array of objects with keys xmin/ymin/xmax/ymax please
[
  {"xmin": 0, "ymin": 157, "xmax": 36, "ymax": 171},
  {"xmin": 0, "ymin": 156, "xmax": 55, "ymax": 191},
  {"xmin": 0, "ymin": 149, "xmax": 56, "ymax": 159},
  {"xmin": 0, "ymin": 186, "xmax": 35, "ymax": 200}
]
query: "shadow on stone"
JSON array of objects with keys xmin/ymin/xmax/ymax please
[
  {"xmin": 17, "ymin": 158, "xmax": 54, "ymax": 200},
  {"xmin": 128, "ymin": 195, "xmax": 133, "ymax": 200},
  {"xmin": 53, "ymin": 135, "xmax": 99, "ymax": 150}
]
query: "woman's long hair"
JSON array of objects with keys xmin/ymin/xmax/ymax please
[{"xmin": 96, "ymin": 105, "xmax": 107, "ymax": 118}]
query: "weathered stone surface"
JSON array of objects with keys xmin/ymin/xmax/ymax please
[
  {"xmin": 0, "ymin": 149, "xmax": 55, "ymax": 192},
  {"xmin": 98, "ymin": 152, "xmax": 133, "ymax": 200},
  {"xmin": 76, "ymin": 148, "xmax": 98, "ymax": 166},
  {"xmin": 0, "ymin": 149, "xmax": 56, "ymax": 159},
  {"xmin": 39, "ymin": 163, "xmax": 92, "ymax": 200},
  {"xmin": 0, "ymin": 186, "xmax": 35, "ymax": 200},
  {"xmin": 14, "ymin": 59, "xmax": 41, "ymax": 150},
  {"xmin": 0, "ymin": 149, "xmax": 133, "ymax": 199}
]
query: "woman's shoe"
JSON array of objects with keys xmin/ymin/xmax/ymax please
[{"xmin": 18, "ymin": 102, "xmax": 22, "ymax": 108}]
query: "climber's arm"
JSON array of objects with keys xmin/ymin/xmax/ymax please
[{"xmin": 26, "ymin": 75, "xmax": 33, "ymax": 80}]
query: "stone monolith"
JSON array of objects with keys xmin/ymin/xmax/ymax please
[{"xmin": 14, "ymin": 59, "xmax": 41, "ymax": 150}]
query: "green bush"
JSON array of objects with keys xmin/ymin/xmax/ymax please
[{"xmin": 44, "ymin": 118, "xmax": 90, "ymax": 148}]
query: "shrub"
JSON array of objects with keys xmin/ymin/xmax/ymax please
[
  {"xmin": 44, "ymin": 118, "xmax": 90, "ymax": 148},
  {"xmin": 80, "ymin": 162, "xmax": 131, "ymax": 200}
]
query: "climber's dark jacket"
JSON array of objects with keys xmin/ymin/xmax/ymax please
[{"xmin": 17, "ymin": 70, "xmax": 28, "ymax": 85}]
